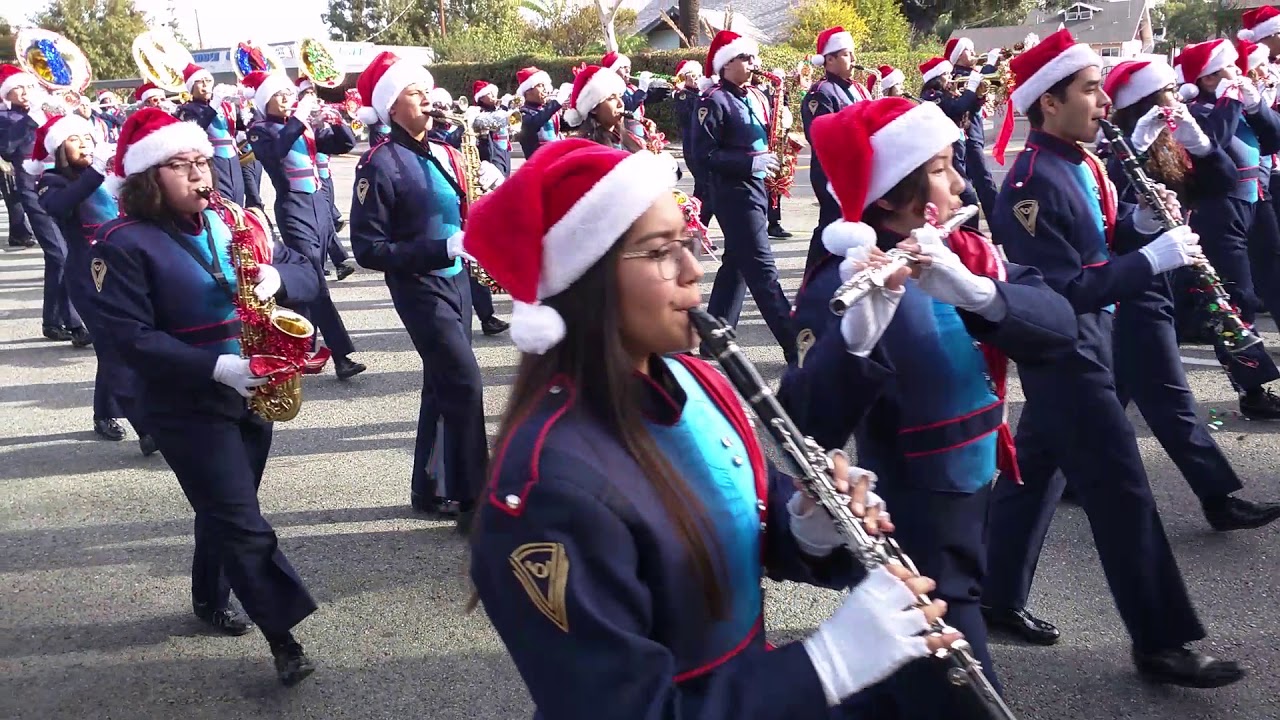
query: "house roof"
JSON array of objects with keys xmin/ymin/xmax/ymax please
[
  {"xmin": 949, "ymin": 0, "xmax": 1152, "ymax": 49},
  {"xmin": 632, "ymin": 0, "xmax": 791, "ymax": 43}
]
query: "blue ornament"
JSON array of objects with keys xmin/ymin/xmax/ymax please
[{"xmin": 34, "ymin": 38, "xmax": 72, "ymax": 86}]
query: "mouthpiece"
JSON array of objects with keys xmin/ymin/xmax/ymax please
[{"xmin": 196, "ymin": 186, "xmax": 213, "ymax": 200}]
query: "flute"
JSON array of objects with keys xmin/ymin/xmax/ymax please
[
  {"xmin": 829, "ymin": 205, "xmax": 979, "ymax": 315},
  {"xmin": 688, "ymin": 307, "xmax": 1016, "ymax": 720}
]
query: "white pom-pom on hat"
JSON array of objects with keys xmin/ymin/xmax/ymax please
[
  {"xmin": 562, "ymin": 106, "xmax": 584, "ymax": 127},
  {"xmin": 356, "ymin": 105, "xmax": 382, "ymax": 126},
  {"xmin": 810, "ymin": 54, "xmax": 825, "ymax": 67},
  {"xmin": 21, "ymin": 159, "xmax": 45, "ymax": 176},
  {"xmin": 510, "ymin": 301, "xmax": 568, "ymax": 355},
  {"xmin": 1178, "ymin": 83, "xmax": 1200, "ymax": 102},
  {"xmin": 1239, "ymin": 28, "xmax": 1256, "ymax": 42},
  {"xmin": 821, "ymin": 219, "xmax": 877, "ymax": 257}
]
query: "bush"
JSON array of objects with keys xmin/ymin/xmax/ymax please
[{"xmin": 429, "ymin": 47, "xmax": 939, "ymax": 140}]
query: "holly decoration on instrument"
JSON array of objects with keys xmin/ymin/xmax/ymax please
[
  {"xmin": 673, "ymin": 190, "xmax": 715, "ymax": 257},
  {"xmin": 764, "ymin": 153, "xmax": 797, "ymax": 209},
  {"xmin": 236, "ymin": 43, "xmax": 270, "ymax": 76},
  {"xmin": 302, "ymin": 41, "xmax": 339, "ymax": 84}
]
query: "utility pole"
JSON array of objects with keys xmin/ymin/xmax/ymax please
[
  {"xmin": 193, "ymin": 8, "xmax": 205, "ymax": 48},
  {"xmin": 438, "ymin": 0, "xmax": 447, "ymax": 37}
]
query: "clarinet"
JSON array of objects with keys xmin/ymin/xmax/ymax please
[
  {"xmin": 687, "ymin": 308, "xmax": 1017, "ymax": 720},
  {"xmin": 1097, "ymin": 118, "xmax": 1261, "ymax": 353}
]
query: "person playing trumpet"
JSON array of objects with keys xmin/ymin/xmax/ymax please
[
  {"xmin": 945, "ymin": 37, "xmax": 1003, "ymax": 218},
  {"xmin": 294, "ymin": 76, "xmax": 356, "ymax": 281},
  {"xmin": 470, "ymin": 80, "xmax": 514, "ymax": 178},
  {"xmin": 176, "ymin": 62, "xmax": 246, "ymax": 205},
  {"xmin": 515, "ymin": 66, "xmax": 569, "ymax": 159}
]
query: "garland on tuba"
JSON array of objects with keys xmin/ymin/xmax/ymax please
[{"xmin": 201, "ymin": 187, "xmax": 317, "ymax": 421}]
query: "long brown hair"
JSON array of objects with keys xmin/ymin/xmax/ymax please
[
  {"xmin": 468, "ymin": 240, "xmax": 728, "ymax": 620},
  {"xmin": 118, "ymin": 168, "xmax": 170, "ymax": 220},
  {"xmin": 1111, "ymin": 96, "xmax": 1188, "ymax": 194}
]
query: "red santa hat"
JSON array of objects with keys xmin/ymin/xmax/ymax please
[
  {"xmin": 0, "ymin": 63, "xmax": 37, "ymax": 101},
  {"xmin": 674, "ymin": 59, "xmax": 702, "ymax": 78},
  {"xmin": 1239, "ymin": 6, "xmax": 1280, "ymax": 42},
  {"xmin": 945, "ymin": 37, "xmax": 974, "ymax": 66},
  {"xmin": 516, "ymin": 66, "xmax": 552, "ymax": 98},
  {"xmin": 22, "ymin": 113, "xmax": 96, "ymax": 176},
  {"xmin": 112, "ymin": 107, "xmax": 213, "ymax": 177},
  {"xmin": 809, "ymin": 26, "xmax": 855, "ymax": 67},
  {"xmin": 809, "ymin": 98, "xmax": 961, "ymax": 256},
  {"xmin": 136, "ymin": 81, "xmax": 167, "ymax": 104},
  {"xmin": 993, "ymin": 28, "xmax": 1102, "ymax": 164},
  {"xmin": 354, "ymin": 51, "xmax": 434, "ymax": 127},
  {"xmin": 241, "ymin": 71, "xmax": 295, "ymax": 114},
  {"xmin": 1174, "ymin": 39, "xmax": 1238, "ymax": 100},
  {"xmin": 96, "ymin": 89, "xmax": 120, "ymax": 106},
  {"xmin": 562, "ymin": 65, "xmax": 626, "ymax": 127},
  {"xmin": 182, "ymin": 63, "xmax": 214, "ymax": 93},
  {"xmin": 296, "ymin": 75, "xmax": 315, "ymax": 93},
  {"xmin": 1237, "ymin": 38, "xmax": 1270, "ymax": 74},
  {"xmin": 601, "ymin": 51, "xmax": 631, "ymax": 72},
  {"xmin": 463, "ymin": 139, "xmax": 677, "ymax": 354},
  {"xmin": 879, "ymin": 65, "xmax": 904, "ymax": 92},
  {"xmin": 706, "ymin": 30, "xmax": 759, "ymax": 76},
  {"xmin": 919, "ymin": 57, "xmax": 954, "ymax": 85},
  {"xmin": 1103, "ymin": 60, "xmax": 1177, "ymax": 110},
  {"xmin": 473, "ymin": 80, "xmax": 498, "ymax": 102}
]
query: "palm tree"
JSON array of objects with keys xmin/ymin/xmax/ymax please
[{"xmin": 678, "ymin": 0, "xmax": 699, "ymax": 47}]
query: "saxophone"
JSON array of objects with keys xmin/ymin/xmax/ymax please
[
  {"xmin": 435, "ymin": 110, "xmax": 505, "ymax": 294},
  {"xmin": 201, "ymin": 187, "xmax": 316, "ymax": 421},
  {"xmin": 752, "ymin": 69, "xmax": 802, "ymax": 209}
]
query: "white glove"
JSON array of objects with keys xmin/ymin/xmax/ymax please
[
  {"xmin": 840, "ymin": 259, "xmax": 904, "ymax": 357},
  {"xmin": 211, "ymin": 83, "xmax": 238, "ymax": 105},
  {"xmin": 291, "ymin": 94, "xmax": 318, "ymax": 120},
  {"xmin": 1133, "ymin": 182, "xmax": 1183, "ymax": 233},
  {"xmin": 446, "ymin": 230, "xmax": 476, "ymax": 263},
  {"xmin": 253, "ymin": 263, "xmax": 281, "ymax": 303},
  {"xmin": 787, "ymin": 486, "xmax": 884, "ymax": 557},
  {"xmin": 803, "ymin": 565, "xmax": 933, "ymax": 706},
  {"xmin": 965, "ymin": 71, "xmax": 983, "ymax": 94},
  {"xmin": 986, "ymin": 48, "xmax": 1001, "ymax": 67},
  {"xmin": 235, "ymin": 130, "xmax": 247, "ymax": 144},
  {"xmin": 1170, "ymin": 104, "xmax": 1211, "ymax": 156},
  {"xmin": 90, "ymin": 143, "xmax": 114, "ymax": 174},
  {"xmin": 1240, "ymin": 78, "xmax": 1263, "ymax": 112},
  {"xmin": 212, "ymin": 354, "xmax": 267, "ymax": 398},
  {"xmin": 1130, "ymin": 105, "xmax": 1166, "ymax": 154},
  {"xmin": 779, "ymin": 105, "xmax": 793, "ymax": 131},
  {"xmin": 637, "ymin": 71, "xmax": 653, "ymax": 92},
  {"xmin": 158, "ymin": 99, "xmax": 177, "ymax": 115},
  {"xmin": 751, "ymin": 152, "xmax": 780, "ymax": 174},
  {"xmin": 1214, "ymin": 77, "xmax": 1244, "ymax": 103},
  {"xmin": 554, "ymin": 83, "xmax": 572, "ymax": 105},
  {"xmin": 478, "ymin": 160, "xmax": 504, "ymax": 192},
  {"xmin": 910, "ymin": 225, "xmax": 1001, "ymax": 316},
  {"xmin": 1139, "ymin": 225, "xmax": 1202, "ymax": 274}
]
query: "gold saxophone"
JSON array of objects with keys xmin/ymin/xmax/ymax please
[
  {"xmin": 432, "ymin": 110, "xmax": 505, "ymax": 294},
  {"xmin": 752, "ymin": 69, "xmax": 803, "ymax": 209},
  {"xmin": 202, "ymin": 188, "xmax": 316, "ymax": 421}
]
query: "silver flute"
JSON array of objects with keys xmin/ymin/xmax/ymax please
[{"xmin": 829, "ymin": 205, "xmax": 980, "ymax": 315}]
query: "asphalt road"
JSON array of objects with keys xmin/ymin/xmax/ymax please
[{"xmin": 2, "ymin": 127, "xmax": 1280, "ymax": 720}]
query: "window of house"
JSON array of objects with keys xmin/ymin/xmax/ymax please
[{"xmin": 1100, "ymin": 46, "xmax": 1120, "ymax": 57}]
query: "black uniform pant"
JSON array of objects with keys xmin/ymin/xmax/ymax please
[
  {"xmin": 1250, "ymin": 191, "xmax": 1280, "ymax": 316},
  {"xmin": 1, "ymin": 168, "xmax": 31, "ymax": 242},
  {"xmin": 27, "ymin": 198, "xmax": 80, "ymax": 329},
  {"xmin": 468, "ymin": 273, "xmax": 496, "ymax": 323},
  {"xmin": 211, "ymin": 155, "xmax": 245, "ymax": 207},
  {"xmin": 803, "ymin": 189, "xmax": 842, "ymax": 277},
  {"xmin": 1113, "ymin": 276, "xmax": 1243, "ymax": 501},
  {"xmin": 388, "ymin": 272, "xmax": 487, "ymax": 504},
  {"xmin": 964, "ymin": 138, "xmax": 997, "ymax": 218},
  {"xmin": 692, "ymin": 167, "xmax": 713, "ymax": 227},
  {"xmin": 277, "ymin": 195, "xmax": 355, "ymax": 358},
  {"xmin": 706, "ymin": 180, "xmax": 795, "ymax": 360},
  {"xmin": 877, "ymin": 483, "xmax": 1002, "ymax": 719},
  {"xmin": 242, "ymin": 159, "xmax": 264, "ymax": 210},
  {"xmin": 321, "ymin": 174, "xmax": 349, "ymax": 267},
  {"xmin": 984, "ymin": 315, "xmax": 1206, "ymax": 653},
  {"xmin": 153, "ymin": 409, "xmax": 316, "ymax": 635},
  {"xmin": 1190, "ymin": 196, "xmax": 1260, "ymax": 323}
]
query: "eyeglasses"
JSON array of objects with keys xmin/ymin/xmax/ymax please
[
  {"xmin": 161, "ymin": 158, "xmax": 211, "ymax": 175},
  {"xmin": 621, "ymin": 236, "xmax": 700, "ymax": 280}
]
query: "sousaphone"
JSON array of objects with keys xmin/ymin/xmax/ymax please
[
  {"xmin": 14, "ymin": 27, "xmax": 92, "ymax": 107},
  {"xmin": 233, "ymin": 39, "xmax": 285, "ymax": 82},
  {"xmin": 132, "ymin": 30, "xmax": 194, "ymax": 94},
  {"xmin": 297, "ymin": 37, "xmax": 344, "ymax": 88}
]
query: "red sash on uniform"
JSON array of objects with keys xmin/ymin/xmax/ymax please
[
  {"xmin": 947, "ymin": 228, "xmax": 1021, "ymax": 484},
  {"xmin": 1082, "ymin": 150, "xmax": 1118, "ymax": 250}
]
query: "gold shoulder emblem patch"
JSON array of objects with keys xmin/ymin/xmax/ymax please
[
  {"xmin": 356, "ymin": 178, "xmax": 370, "ymax": 205},
  {"xmin": 807, "ymin": 99, "xmax": 819, "ymax": 115},
  {"xmin": 38, "ymin": 185, "xmax": 49, "ymax": 196},
  {"xmin": 510, "ymin": 542, "xmax": 570, "ymax": 632},
  {"xmin": 1012, "ymin": 199, "xmax": 1039, "ymax": 237},
  {"xmin": 90, "ymin": 258, "xmax": 107, "ymax": 292},
  {"xmin": 697, "ymin": 107, "xmax": 709, "ymax": 126},
  {"xmin": 796, "ymin": 328, "xmax": 815, "ymax": 368}
]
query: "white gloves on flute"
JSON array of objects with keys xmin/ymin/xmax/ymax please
[
  {"xmin": 787, "ymin": 484, "xmax": 885, "ymax": 557},
  {"xmin": 1129, "ymin": 105, "xmax": 1166, "ymax": 154},
  {"xmin": 837, "ymin": 246, "xmax": 903, "ymax": 357},
  {"xmin": 909, "ymin": 225, "xmax": 1004, "ymax": 319},
  {"xmin": 1139, "ymin": 225, "xmax": 1202, "ymax": 274},
  {"xmin": 803, "ymin": 565, "xmax": 934, "ymax": 706},
  {"xmin": 1169, "ymin": 104, "xmax": 1212, "ymax": 156},
  {"xmin": 213, "ymin": 355, "xmax": 266, "ymax": 398}
]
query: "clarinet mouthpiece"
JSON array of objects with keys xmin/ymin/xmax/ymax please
[{"xmin": 196, "ymin": 186, "xmax": 213, "ymax": 200}]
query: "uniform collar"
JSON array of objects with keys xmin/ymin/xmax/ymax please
[
  {"xmin": 824, "ymin": 72, "xmax": 852, "ymax": 89},
  {"xmin": 635, "ymin": 355, "xmax": 687, "ymax": 426},
  {"xmin": 1027, "ymin": 129, "xmax": 1086, "ymax": 165},
  {"xmin": 721, "ymin": 79, "xmax": 749, "ymax": 97}
]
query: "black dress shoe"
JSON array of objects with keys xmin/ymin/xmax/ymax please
[
  {"xmin": 8, "ymin": 236, "xmax": 36, "ymax": 248},
  {"xmin": 334, "ymin": 218, "xmax": 347, "ymax": 233},
  {"xmin": 335, "ymin": 262, "xmax": 356, "ymax": 281},
  {"xmin": 1134, "ymin": 646, "xmax": 1244, "ymax": 688},
  {"xmin": 981, "ymin": 606, "xmax": 1061, "ymax": 645},
  {"xmin": 334, "ymin": 355, "xmax": 367, "ymax": 380},
  {"xmin": 138, "ymin": 434, "xmax": 159, "ymax": 457},
  {"xmin": 767, "ymin": 223, "xmax": 792, "ymax": 238},
  {"xmin": 1240, "ymin": 387, "xmax": 1280, "ymax": 420},
  {"xmin": 42, "ymin": 325, "xmax": 72, "ymax": 341},
  {"xmin": 69, "ymin": 326, "xmax": 93, "ymax": 348},
  {"xmin": 481, "ymin": 317, "xmax": 510, "ymax": 336},
  {"xmin": 323, "ymin": 267, "xmax": 332, "ymax": 277},
  {"xmin": 271, "ymin": 640, "xmax": 315, "ymax": 686},
  {"xmin": 194, "ymin": 605, "xmax": 255, "ymax": 636},
  {"xmin": 433, "ymin": 498, "xmax": 463, "ymax": 518},
  {"xmin": 93, "ymin": 418, "xmax": 126, "ymax": 441},
  {"xmin": 410, "ymin": 490, "xmax": 438, "ymax": 514},
  {"xmin": 1203, "ymin": 495, "xmax": 1280, "ymax": 531}
]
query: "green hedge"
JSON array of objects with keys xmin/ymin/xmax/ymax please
[{"xmin": 428, "ymin": 47, "xmax": 939, "ymax": 140}]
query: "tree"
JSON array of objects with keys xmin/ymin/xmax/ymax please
[
  {"xmin": 596, "ymin": 0, "xmax": 624, "ymax": 52},
  {"xmin": 0, "ymin": 21, "xmax": 15, "ymax": 63},
  {"xmin": 789, "ymin": 0, "xmax": 911, "ymax": 53},
  {"xmin": 678, "ymin": 0, "xmax": 700, "ymax": 47},
  {"xmin": 32, "ymin": 0, "xmax": 151, "ymax": 81},
  {"xmin": 1155, "ymin": 0, "xmax": 1241, "ymax": 53},
  {"xmin": 525, "ymin": 0, "xmax": 637, "ymax": 56},
  {"xmin": 896, "ymin": 0, "xmax": 1031, "ymax": 37}
]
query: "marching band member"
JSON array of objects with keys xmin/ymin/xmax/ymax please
[
  {"xmin": 920, "ymin": 57, "xmax": 985, "ymax": 231},
  {"xmin": 760, "ymin": 67, "xmax": 793, "ymax": 239},
  {"xmin": 73, "ymin": 94, "xmax": 121, "ymax": 144},
  {"xmin": 134, "ymin": 81, "xmax": 171, "ymax": 112},
  {"xmin": 601, "ymin": 50, "xmax": 653, "ymax": 115},
  {"xmin": 426, "ymin": 87, "xmax": 465, "ymax": 148},
  {"xmin": 176, "ymin": 62, "xmax": 246, "ymax": 205},
  {"xmin": 801, "ymin": 26, "xmax": 871, "ymax": 273},
  {"xmin": 945, "ymin": 37, "xmax": 1002, "ymax": 217},
  {"xmin": 780, "ymin": 98, "xmax": 1077, "ymax": 719},
  {"xmin": 1237, "ymin": 40, "xmax": 1280, "ymax": 322},
  {"xmin": 295, "ymin": 76, "xmax": 355, "ymax": 280},
  {"xmin": 465, "ymin": 137, "xmax": 956, "ymax": 719},
  {"xmin": 878, "ymin": 64, "xmax": 905, "ymax": 97},
  {"xmin": 348, "ymin": 52, "xmax": 489, "ymax": 529},
  {"xmin": 0, "ymin": 64, "xmax": 88, "ymax": 344},
  {"xmin": 239, "ymin": 97, "xmax": 266, "ymax": 211},
  {"xmin": 1105, "ymin": 61, "xmax": 1280, "ymax": 530},
  {"xmin": 669, "ymin": 59, "xmax": 704, "ymax": 184},
  {"xmin": 515, "ymin": 65, "xmax": 568, "ymax": 159},
  {"xmin": 696, "ymin": 30, "xmax": 796, "ymax": 363},
  {"xmin": 32, "ymin": 113, "xmax": 156, "ymax": 452},
  {"xmin": 88, "ymin": 108, "xmax": 319, "ymax": 685},
  {"xmin": 470, "ymin": 80, "xmax": 513, "ymax": 178},
  {"xmin": 562, "ymin": 65, "xmax": 643, "ymax": 151},
  {"xmin": 242, "ymin": 70, "xmax": 366, "ymax": 379},
  {"xmin": 984, "ymin": 29, "xmax": 1243, "ymax": 687}
]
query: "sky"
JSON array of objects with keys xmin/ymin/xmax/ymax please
[{"xmin": 0, "ymin": 0, "xmax": 331, "ymax": 50}]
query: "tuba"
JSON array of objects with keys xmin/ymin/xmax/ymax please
[
  {"xmin": 131, "ymin": 30, "xmax": 192, "ymax": 94},
  {"xmin": 297, "ymin": 37, "xmax": 344, "ymax": 89},
  {"xmin": 233, "ymin": 39, "xmax": 285, "ymax": 82},
  {"xmin": 15, "ymin": 28, "xmax": 92, "ymax": 109},
  {"xmin": 201, "ymin": 188, "xmax": 315, "ymax": 421}
]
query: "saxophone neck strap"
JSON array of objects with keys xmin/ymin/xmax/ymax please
[{"xmin": 161, "ymin": 213, "xmax": 235, "ymax": 303}]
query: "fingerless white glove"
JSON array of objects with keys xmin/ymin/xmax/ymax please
[
  {"xmin": 910, "ymin": 226, "xmax": 1002, "ymax": 317},
  {"xmin": 840, "ymin": 262, "xmax": 904, "ymax": 358},
  {"xmin": 1139, "ymin": 225, "xmax": 1202, "ymax": 274},
  {"xmin": 787, "ymin": 487, "xmax": 884, "ymax": 557},
  {"xmin": 752, "ymin": 152, "xmax": 780, "ymax": 174},
  {"xmin": 291, "ymin": 95, "xmax": 318, "ymax": 120},
  {"xmin": 253, "ymin": 263, "xmax": 281, "ymax": 303},
  {"xmin": 1130, "ymin": 105, "xmax": 1166, "ymax": 154},
  {"xmin": 478, "ymin": 161, "xmax": 504, "ymax": 192},
  {"xmin": 212, "ymin": 354, "xmax": 267, "ymax": 398},
  {"xmin": 985, "ymin": 48, "xmax": 1001, "ymax": 67},
  {"xmin": 1170, "ymin": 104, "xmax": 1211, "ymax": 156},
  {"xmin": 803, "ymin": 566, "xmax": 933, "ymax": 706},
  {"xmin": 447, "ymin": 230, "xmax": 475, "ymax": 263}
]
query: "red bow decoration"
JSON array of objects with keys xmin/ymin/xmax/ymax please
[
  {"xmin": 249, "ymin": 355, "xmax": 301, "ymax": 385},
  {"xmin": 571, "ymin": 62, "xmax": 589, "ymax": 77}
]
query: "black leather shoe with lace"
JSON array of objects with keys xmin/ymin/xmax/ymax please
[
  {"xmin": 194, "ymin": 604, "xmax": 254, "ymax": 636},
  {"xmin": 1133, "ymin": 646, "xmax": 1244, "ymax": 688},
  {"xmin": 1240, "ymin": 387, "xmax": 1280, "ymax": 420},
  {"xmin": 271, "ymin": 640, "xmax": 316, "ymax": 687},
  {"xmin": 93, "ymin": 418, "xmax": 126, "ymax": 441}
]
